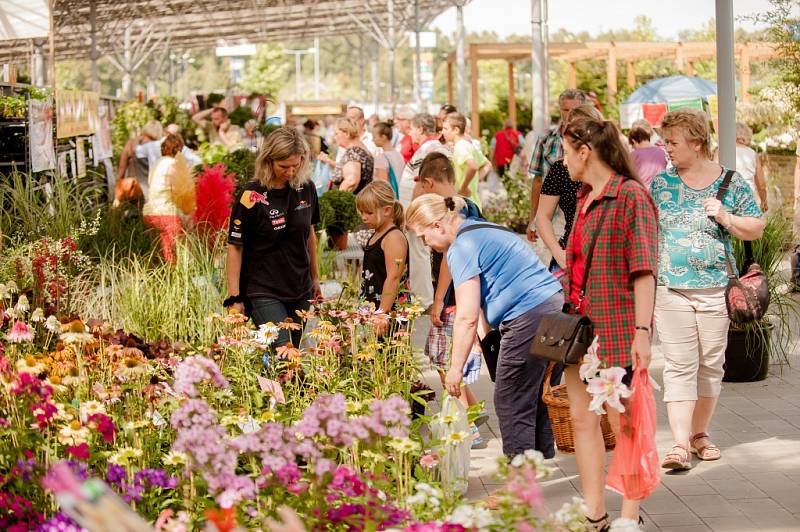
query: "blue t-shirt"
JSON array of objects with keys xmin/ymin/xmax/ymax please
[
  {"xmin": 650, "ymin": 166, "xmax": 762, "ymax": 289},
  {"xmin": 447, "ymin": 219, "xmax": 562, "ymax": 327}
]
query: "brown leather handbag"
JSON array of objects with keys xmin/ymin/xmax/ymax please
[{"xmin": 529, "ymin": 201, "xmax": 612, "ymax": 365}]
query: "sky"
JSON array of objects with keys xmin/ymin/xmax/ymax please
[{"xmin": 431, "ymin": 0, "xmax": 772, "ymax": 39}]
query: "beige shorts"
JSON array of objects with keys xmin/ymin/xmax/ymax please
[{"xmin": 654, "ymin": 286, "xmax": 729, "ymax": 402}]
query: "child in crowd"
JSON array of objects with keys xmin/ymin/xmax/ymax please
[
  {"xmin": 418, "ymin": 152, "xmax": 488, "ymax": 449},
  {"xmin": 355, "ymin": 181, "xmax": 410, "ymax": 336},
  {"xmin": 440, "ymin": 112, "xmax": 491, "ymax": 209}
]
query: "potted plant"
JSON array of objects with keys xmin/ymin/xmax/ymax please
[
  {"xmin": 318, "ymin": 189, "xmax": 361, "ymax": 251},
  {"xmin": 724, "ymin": 213, "xmax": 799, "ymax": 382}
]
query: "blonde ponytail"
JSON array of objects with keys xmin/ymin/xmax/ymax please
[{"xmin": 406, "ymin": 194, "xmax": 466, "ymax": 231}]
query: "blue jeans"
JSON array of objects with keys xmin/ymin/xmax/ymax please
[
  {"xmin": 496, "ymin": 291, "xmax": 564, "ymax": 458},
  {"xmin": 250, "ymin": 293, "xmax": 311, "ymax": 347}
]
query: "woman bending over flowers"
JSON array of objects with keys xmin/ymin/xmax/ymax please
[{"xmin": 561, "ymin": 111, "xmax": 659, "ymax": 530}]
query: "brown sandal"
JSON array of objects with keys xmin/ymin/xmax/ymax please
[
  {"xmin": 661, "ymin": 443, "xmax": 692, "ymax": 470},
  {"xmin": 690, "ymin": 432, "xmax": 721, "ymax": 461}
]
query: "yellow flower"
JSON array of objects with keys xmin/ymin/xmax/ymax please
[
  {"xmin": 58, "ymin": 422, "xmax": 90, "ymax": 446},
  {"xmin": 389, "ymin": 437, "xmax": 421, "ymax": 454},
  {"xmin": 354, "ymin": 351, "xmax": 374, "ymax": 362},
  {"xmin": 446, "ymin": 431, "xmax": 469, "ymax": 446},
  {"xmin": 79, "ymin": 400, "xmax": 105, "ymax": 419},
  {"xmin": 259, "ymin": 410, "xmax": 276, "ymax": 422},
  {"xmin": 108, "ymin": 447, "xmax": 143, "ymax": 465},
  {"xmin": 163, "ymin": 451, "xmax": 188, "ymax": 466}
]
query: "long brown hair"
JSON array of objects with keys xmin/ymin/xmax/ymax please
[{"xmin": 564, "ymin": 112, "xmax": 640, "ymax": 183}]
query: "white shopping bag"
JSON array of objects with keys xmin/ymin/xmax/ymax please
[{"xmin": 431, "ymin": 395, "xmax": 471, "ymax": 494}]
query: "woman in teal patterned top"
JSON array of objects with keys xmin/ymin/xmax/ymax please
[{"xmin": 651, "ymin": 109, "xmax": 764, "ymax": 471}]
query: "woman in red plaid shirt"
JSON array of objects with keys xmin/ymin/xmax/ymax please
[{"xmin": 562, "ymin": 112, "xmax": 659, "ymax": 531}]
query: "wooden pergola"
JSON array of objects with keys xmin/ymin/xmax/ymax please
[{"xmin": 446, "ymin": 41, "xmax": 781, "ymax": 136}]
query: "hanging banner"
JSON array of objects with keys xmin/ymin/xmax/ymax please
[
  {"xmin": 667, "ymin": 97, "xmax": 704, "ymax": 112},
  {"xmin": 92, "ymin": 102, "xmax": 113, "ymax": 165},
  {"xmin": 29, "ymin": 99, "xmax": 56, "ymax": 173},
  {"xmin": 642, "ymin": 103, "xmax": 668, "ymax": 128},
  {"xmin": 619, "ymin": 103, "xmax": 644, "ymax": 129},
  {"xmin": 75, "ymin": 138, "xmax": 87, "ymax": 178},
  {"xmin": 56, "ymin": 90, "xmax": 99, "ymax": 138}
]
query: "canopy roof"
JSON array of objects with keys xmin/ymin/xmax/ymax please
[
  {"xmin": 1, "ymin": 0, "xmax": 459, "ymax": 63},
  {"xmin": 624, "ymin": 75, "xmax": 718, "ymax": 104}
]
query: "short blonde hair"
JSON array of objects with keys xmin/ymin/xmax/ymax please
[
  {"xmin": 405, "ymin": 193, "xmax": 466, "ymax": 232},
  {"xmin": 335, "ymin": 117, "xmax": 359, "ymax": 139},
  {"xmin": 660, "ymin": 109, "xmax": 711, "ymax": 158},
  {"xmin": 142, "ymin": 120, "xmax": 163, "ymax": 140},
  {"xmin": 736, "ymin": 122, "xmax": 753, "ymax": 145},
  {"xmin": 254, "ymin": 127, "xmax": 311, "ymax": 190}
]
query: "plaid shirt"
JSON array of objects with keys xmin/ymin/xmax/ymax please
[
  {"xmin": 527, "ymin": 127, "xmax": 563, "ymax": 178},
  {"xmin": 565, "ymin": 173, "xmax": 659, "ymax": 367}
]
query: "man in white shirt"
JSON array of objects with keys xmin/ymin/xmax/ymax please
[{"xmin": 399, "ymin": 113, "xmax": 452, "ymax": 309}]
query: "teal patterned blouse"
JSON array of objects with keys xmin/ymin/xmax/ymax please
[{"xmin": 650, "ymin": 166, "xmax": 762, "ymax": 289}]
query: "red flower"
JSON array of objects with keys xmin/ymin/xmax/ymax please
[
  {"xmin": 65, "ymin": 443, "xmax": 90, "ymax": 460},
  {"xmin": 88, "ymin": 413, "xmax": 116, "ymax": 443}
]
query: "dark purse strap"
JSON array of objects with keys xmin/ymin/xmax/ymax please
[
  {"xmin": 576, "ymin": 200, "xmax": 613, "ymax": 301},
  {"xmin": 713, "ymin": 170, "xmax": 740, "ymax": 280},
  {"xmin": 457, "ymin": 222, "xmax": 515, "ymax": 236}
]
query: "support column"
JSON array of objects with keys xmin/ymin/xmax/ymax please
[
  {"xmin": 48, "ymin": 0, "xmax": 55, "ymax": 87},
  {"xmin": 455, "ymin": 1, "xmax": 466, "ymax": 110},
  {"xmin": 530, "ymin": 0, "xmax": 549, "ymax": 133},
  {"xmin": 89, "ymin": 0, "xmax": 98, "ymax": 91},
  {"xmin": 414, "ymin": 0, "xmax": 422, "ymax": 109},
  {"xmin": 33, "ymin": 41, "xmax": 46, "ymax": 87},
  {"xmin": 675, "ymin": 41, "xmax": 685, "ymax": 72},
  {"xmin": 626, "ymin": 60, "xmax": 636, "ymax": 88},
  {"xmin": 687, "ymin": 61, "xmax": 695, "ymax": 77},
  {"xmin": 716, "ymin": 0, "xmax": 736, "ymax": 168},
  {"xmin": 567, "ymin": 62, "xmax": 577, "ymax": 89},
  {"xmin": 314, "ymin": 37, "xmax": 320, "ymax": 99},
  {"xmin": 508, "ymin": 61, "xmax": 516, "ymax": 126},
  {"xmin": 470, "ymin": 43, "xmax": 479, "ymax": 137},
  {"xmin": 739, "ymin": 44, "xmax": 751, "ymax": 102},
  {"xmin": 387, "ymin": 0, "xmax": 396, "ymax": 107},
  {"xmin": 606, "ymin": 42, "xmax": 617, "ymax": 108},
  {"xmin": 447, "ymin": 61, "xmax": 454, "ymax": 105}
]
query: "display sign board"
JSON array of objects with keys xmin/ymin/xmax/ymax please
[
  {"xmin": 0, "ymin": 0, "xmax": 49, "ymax": 39},
  {"xmin": 667, "ymin": 97, "xmax": 704, "ymax": 112},
  {"xmin": 56, "ymin": 90, "xmax": 99, "ymax": 138},
  {"xmin": 286, "ymin": 101, "xmax": 347, "ymax": 116}
]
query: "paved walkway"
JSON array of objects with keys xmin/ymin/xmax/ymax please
[{"xmin": 411, "ymin": 317, "xmax": 800, "ymax": 531}]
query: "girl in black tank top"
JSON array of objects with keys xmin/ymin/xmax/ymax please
[{"xmin": 355, "ymin": 182, "xmax": 409, "ymax": 331}]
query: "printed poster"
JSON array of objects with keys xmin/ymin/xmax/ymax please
[
  {"xmin": 56, "ymin": 90, "xmax": 99, "ymax": 138},
  {"xmin": 28, "ymin": 99, "xmax": 56, "ymax": 172},
  {"xmin": 642, "ymin": 103, "xmax": 668, "ymax": 128},
  {"xmin": 667, "ymin": 97, "xmax": 704, "ymax": 112},
  {"xmin": 75, "ymin": 138, "xmax": 86, "ymax": 177},
  {"xmin": 92, "ymin": 102, "xmax": 113, "ymax": 165}
]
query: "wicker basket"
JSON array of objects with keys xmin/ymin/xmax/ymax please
[{"xmin": 542, "ymin": 363, "xmax": 616, "ymax": 454}]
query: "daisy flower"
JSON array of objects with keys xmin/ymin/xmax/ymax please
[{"xmin": 7, "ymin": 320, "xmax": 34, "ymax": 343}]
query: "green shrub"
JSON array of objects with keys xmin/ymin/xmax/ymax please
[
  {"xmin": 228, "ymin": 105, "xmax": 255, "ymax": 127},
  {"xmin": 318, "ymin": 189, "xmax": 361, "ymax": 233},
  {"xmin": 111, "ymin": 100, "xmax": 157, "ymax": 158}
]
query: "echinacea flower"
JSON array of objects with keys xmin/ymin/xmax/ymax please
[
  {"xmin": 419, "ymin": 453, "xmax": 439, "ymax": 469},
  {"xmin": 586, "ymin": 367, "xmax": 633, "ymax": 415},
  {"xmin": 446, "ymin": 431, "xmax": 468, "ymax": 446},
  {"xmin": 45, "ymin": 315, "xmax": 61, "ymax": 333},
  {"xmin": 388, "ymin": 437, "xmax": 421, "ymax": 454},
  {"xmin": 79, "ymin": 400, "xmax": 105, "ymax": 419},
  {"xmin": 58, "ymin": 420, "xmax": 90, "ymax": 445},
  {"xmin": 30, "ymin": 308, "xmax": 45, "ymax": 322},
  {"xmin": 253, "ymin": 323, "xmax": 279, "ymax": 346},
  {"xmin": 6, "ymin": 320, "xmax": 34, "ymax": 343},
  {"xmin": 108, "ymin": 447, "xmax": 143, "ymax": 466},
  {"xmin": 17, "ymin": 355, "xmax": 46, "ymax": 374},
  {"xmin": 14, "ymin": 294, "xmax": 30, "ymax": 313},
  {"xmin": 162, "ymin": 451, "xmax": 188, "ymax": 466}
]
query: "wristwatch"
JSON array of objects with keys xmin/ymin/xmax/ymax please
[{"xmin": 528, "ymin": 219, "xmax": 537, "ymax": 232}]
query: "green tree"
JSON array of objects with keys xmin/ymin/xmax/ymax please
[{"xmin": 239, "ymin": 44, "xmax": 290, "ymax": 98}]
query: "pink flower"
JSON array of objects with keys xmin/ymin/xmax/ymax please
[
  {"xmin": 506, "ymin": 466, "xmax": 544, "ymax": 509},
  {"xmin": 578, "ymin": 337, "xmax": 602, "ymax": 381},
  {"xmin": 7, "ymin": 320, "xmax": 34, "ymax": 343},
  {"xmin": 173, "ymin": 355, "xmax": 229, "ymax": 397},
  {"xmin": 419, "ymin": 452, "xmax": 439, "ymax": 469},
  {"xmin": 586, "ymin": 366, "xmax": 632, "ymax": 415},
  {"xmin": 65, "ymin": 443, "xmax": 90, "ymax": 460}
]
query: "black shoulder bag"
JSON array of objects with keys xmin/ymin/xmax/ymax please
[
  {"xmin": 529, "ymin": 200, "xmax": 612, "ymax": 365},
  {"xmin": 456, "ymin": 222, "xmax": 516, "ymax": 382},
  {"xmin": 714, "ymin": 170, "xmax": 770, "ymax": 323}
]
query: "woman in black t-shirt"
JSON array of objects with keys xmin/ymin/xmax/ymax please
[
  {"xmin": 536, "ymin": 160, "xmax": 581, "ymax": 270},
  {"xmin": 225, "ymin": 127, "xmax": 321, "ymax": 348}
]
